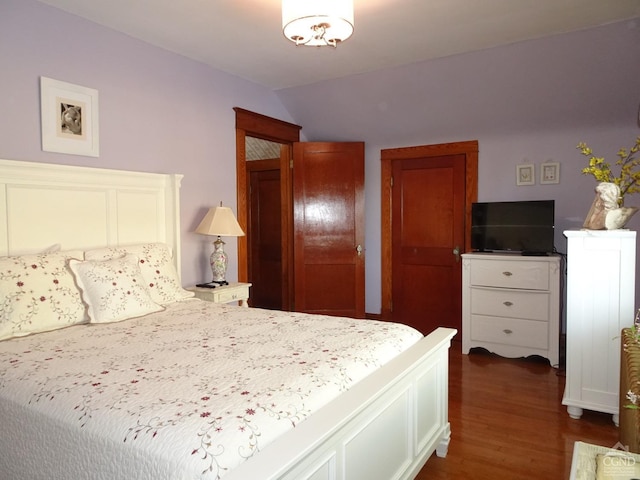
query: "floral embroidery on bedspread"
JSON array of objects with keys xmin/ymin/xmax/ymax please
[{"xmin": 0, "ymin": 301, "xmax": 422, "ymax": 479}]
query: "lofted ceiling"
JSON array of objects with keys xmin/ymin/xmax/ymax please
[{"xmin": 37, "ymin": 0, "xmax": 640, "ymax": 90}]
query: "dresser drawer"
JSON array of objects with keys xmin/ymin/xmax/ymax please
[
  {"xmin": 469, "ymin": 258, "xmax": 550, "ymax": 290},
  {"xmin": 470, "ymin": 315, "xmax": 549, "ymax": 350},
  {"xmin": 470, "ymin": 287, "xmax": 550, "ymax": 321}
]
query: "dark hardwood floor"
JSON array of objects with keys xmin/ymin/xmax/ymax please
[{"xmin": 416, "ymin": 341, "xmax": 619, "ymax": 479}]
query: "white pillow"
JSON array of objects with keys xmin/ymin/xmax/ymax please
[
  {"xmin": 69, "ymin": 254, "xmax": 164, "ymax": 324},
  {"xmin": 84, "ymin": 243, "xmax": 194, "ymax": 305},
  {"xmin": 0, "ymin": 250, "xmax": 87, "ymax": 340}
]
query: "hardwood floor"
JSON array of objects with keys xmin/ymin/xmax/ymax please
[{"xmin": 416, "ymin": 341, "xmax": 619, "ymax": 479}]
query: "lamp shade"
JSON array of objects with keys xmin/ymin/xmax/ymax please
[
  {"xmin": 195, "ymin": 206, "xmax": 245, "ymax": 237},
  {"xmin": 282, "ymin": 0, "xmax": 354, "ymax": 47}
]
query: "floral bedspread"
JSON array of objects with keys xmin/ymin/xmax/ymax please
[{"xmin": 0, "ymin": 300, "xmax": 422, "ymax": 479}]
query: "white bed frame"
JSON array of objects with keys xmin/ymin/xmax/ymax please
[
  {"xmin": 0, "ymin": 158, "xmax": 182, "ymax": 262},
  {"xmin": 0, "ymin": 158, "xmax": 454, "ymax": 480}
]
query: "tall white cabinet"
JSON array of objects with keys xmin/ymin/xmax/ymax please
[
  {"xmin": 563, "ymin": 230, "xmax": 636, "ymax": 425},
  {"xmin": 461, "ymin": 253, "xmax": 561, "ymax": 367}
]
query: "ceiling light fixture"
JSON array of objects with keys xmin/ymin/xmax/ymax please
[{"xmin": 282, "ymin": 0, "xmax": 354, "ymax": 47}]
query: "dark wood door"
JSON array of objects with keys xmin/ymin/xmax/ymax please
[
  {"xmin": 293, "ymin": 142, "xmax": 365, "ymax": 318},
  {"xmin": 248, "ymin": 159, "xmax": 282, "ymax": 310},
  {"xmin": 391, "ymin": 154, "xmax": 466, "ymax": 334}
]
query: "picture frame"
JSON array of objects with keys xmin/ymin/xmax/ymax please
[
  {"xmin": 540, "ymin": 162, "xmax": 560, "ymax": 184},
  {"xmin": 516, "ymin": 164, "xmax": 535, "ymax": 186},
  {"xmin": 40, "ymin": 77, "xmax": 99, "ymax": 157}
]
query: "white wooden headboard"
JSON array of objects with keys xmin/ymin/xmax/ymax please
[{"xmin": 0, "ymin": 159, "xmax": 183, "ymax": 271}]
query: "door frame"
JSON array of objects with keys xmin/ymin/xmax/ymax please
[
  {"xmin": 234, "ymin": 108, "xmax": 301, "ymax": 309},
  {"xmin": 380, "ymin": 140, "xmax": 478, "ymax": 321}
]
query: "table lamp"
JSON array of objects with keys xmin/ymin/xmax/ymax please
[{"xmin": 195, "ymin": 202, "xmax": 245, "ymax": 287}]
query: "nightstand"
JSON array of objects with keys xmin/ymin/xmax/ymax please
[{"xmin": 188, "ymin": 282, "xmax": 252, "ymax": 307}]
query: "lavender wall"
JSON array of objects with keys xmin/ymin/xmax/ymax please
[
  {"xmin": 0, "ymin": 0, "xmax": 295, "ymax": 287},
  {"xmin": 2, "ymin": 0, "xmax": 640, "ymax": 317},
  {"xmin": 276, "ymin": 19, "xmax": 640, "ymax": 314}
]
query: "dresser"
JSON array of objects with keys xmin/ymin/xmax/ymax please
[
  {"xmin": 563, "ymin": 230, "xmax": 636, "ymax": 425},
  {"xmin": 461, "ymin": 253, "xmax": 560, "ymax": 367},
  {"xmin": 188, "ymin": 282, "xmax": 252, "ymax": 307}
]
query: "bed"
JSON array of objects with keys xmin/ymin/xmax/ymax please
[{"xmin": 0, "ymin": 158, "xmax": 455, "ymax": 480}]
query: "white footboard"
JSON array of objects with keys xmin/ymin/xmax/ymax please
[{"xmin": 225, "ymin": 327, "xmax": 456, "ymax": 480}]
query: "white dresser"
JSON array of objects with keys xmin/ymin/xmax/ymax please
[
  {"xmin": 563, "ymin": 230, "xmax": 636, "ymax": 424},
  {"xmin": 462, "ymin": 253, "xmax": 561, "ymax": 367}
]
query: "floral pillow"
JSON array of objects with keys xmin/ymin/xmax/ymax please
[
  {"xmin": 84, "ymin": 243, "xmax": 194, "ymax": 305},
  {"xmin": 0, "ymin": 250, "xmax": 87, "ymax": 341},
  {"xmin": 69, "ymin": 254, "xmax": 164, "ymax": 324}
]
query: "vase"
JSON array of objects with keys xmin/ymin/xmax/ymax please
[{"xmin": 583, "ymin": 182, "xmax": 638, "ymax": 230}]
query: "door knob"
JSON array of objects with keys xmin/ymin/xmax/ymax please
[
  {"xmin": 452, "ymin": 245, "xmax": 460, "ymax": 262},
  {"xmin": 356, "ymin": 244, "xmax": 363, "ymax": 256}
]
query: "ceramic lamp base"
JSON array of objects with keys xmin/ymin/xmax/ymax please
[{"xmin": 209, "ymin": 236, "xmax": 228, "ymax": 283}]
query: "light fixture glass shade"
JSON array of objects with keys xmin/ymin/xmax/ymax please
[
  {"xmin": 282, "ymin": 0, "xmax": 354, "ymax": 47},
  {"xmin": 195, "ymin": 205, "xmax": 244, "ymax": 285}
]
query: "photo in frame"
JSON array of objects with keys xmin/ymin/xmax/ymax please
[
  {"xmin": 40, "ymin": 77, "xmax": 99, "ymax": 157},
  {"xmin": 540, "ymin": 162, "xmax": 560, "ymax": 184},
  {"xmin": 516, "ymin": 164, "xmax": 535, "ymax": 186}
]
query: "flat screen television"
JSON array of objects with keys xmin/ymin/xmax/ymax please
[{"xmin": 471, "ymin": 200, "xmax": 555, "ymax": 255}]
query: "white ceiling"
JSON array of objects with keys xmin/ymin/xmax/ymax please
[{"xmin": 37, "ymin": 0, "xmax": 640, "ymax": 90}]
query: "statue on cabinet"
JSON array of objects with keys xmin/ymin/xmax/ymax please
[{"xmin": 583, "ymin": 182, "xmax": 638, "ymax": 230}]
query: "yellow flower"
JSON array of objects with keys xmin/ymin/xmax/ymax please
[{"xmin": 577, "ymin": 136, "xmax": 640, "ymax": 206}]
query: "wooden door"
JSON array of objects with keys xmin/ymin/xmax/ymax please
[
  {"xmin": 391, "ymin": 155, "xmax": 465, "ymax": 334},
  {"xmin": 293, "ymin": 142, "xmax": 365, "ymax": 318},
  {"xmin": 381, "ymin": 141, "xmax": 478, "ymax": 335},
  {"xmin": 248, "ymin": 159, "xmax": 282, "ymax": 310}
]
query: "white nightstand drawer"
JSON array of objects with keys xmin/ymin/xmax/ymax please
[
  {"xmin": 470, "ymin": 287, "xmax": 550, "ymax": 321},
  {"xmin": 470, "ymin": 258, "xmax": 550, "ymax": 290},
  {"xmin": 470, "ymin": 315, "xmax": 549, "ymax": 350},
  {"xmin": 188, "ymin": 283, "xmax": 251, "ymax": 306},
  {"xmin": 214, "ymin": 288, "xmax": 248, "ymax": 304}
]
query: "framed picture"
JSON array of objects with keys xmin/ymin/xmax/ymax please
[
  {"xmin": 40, "ymin": 77, "xmax": 99, "ymax": 157},
  {"xmin": 516, "ymin": 164, "xmax": 535, "ymax": 186},
  {"xmin": 540, "ymin": 162, "xmax": 560, "ymax": 184}
]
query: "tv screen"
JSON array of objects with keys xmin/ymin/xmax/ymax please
[{"xmin": 471, "ymin": 200, "xmax": 555, "ymax": 255}]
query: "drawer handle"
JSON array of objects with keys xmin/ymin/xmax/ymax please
[
  {"xmin": 502, "ymin": 271, "xmax": 513, "ymax": 277},
  {"xmin": 503, "ymin": 329, "xmax": 513, "ymax": 335},
  {"xmin": 503, "ymin": 301, "xmax": 513, "ymax": 307}
]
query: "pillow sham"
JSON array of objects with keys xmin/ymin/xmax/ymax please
[
  {"xmin": 69, "ymin": 254, "xmax": 164, "ymax": 324},
  {"xmin": 0, "ymin": 250, "xmax": 86, "ymax": 341},
  {"xmin": 84, "ymin": 243, "xmax": 194, "ymax": 305}
]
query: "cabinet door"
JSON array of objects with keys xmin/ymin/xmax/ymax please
[{"xmin": 564, "ymin": 230, "xmax": 636, "ymax": 414}]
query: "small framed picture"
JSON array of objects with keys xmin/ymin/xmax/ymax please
[
  {"xmin": 540, "ymin": 162, "xmax": 560, "ymax": 184},
  {"xmin": 40, "ymin": 77, "xmax": 99, "ymax": 157},
  {"xmin": 516, "ymin": 164, "xmax": 535, "ymax": 186}
]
